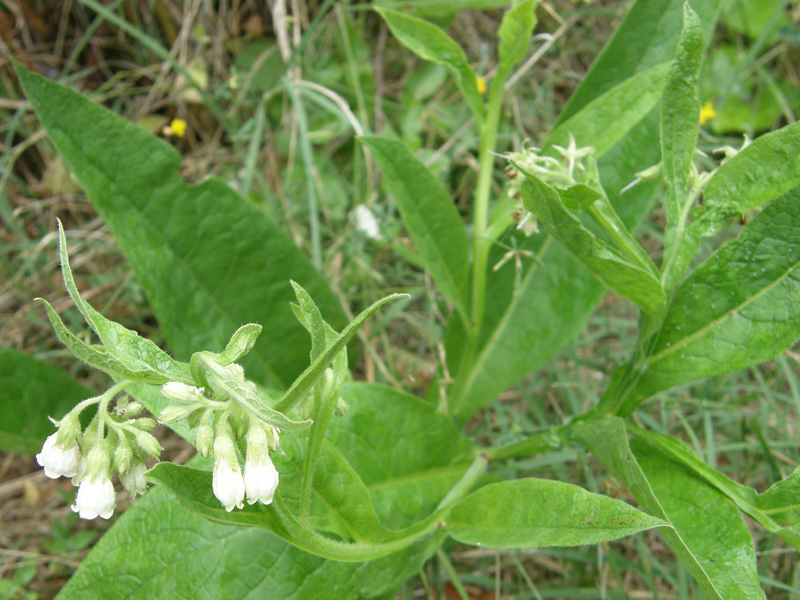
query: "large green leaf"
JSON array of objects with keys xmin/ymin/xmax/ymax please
[
  {"xmin": 357, "ymin": 136, "xmax": 469, "ymax": 319},
  {"xmin": 621, "ymin": 186, "xmax": 800, "ymax": 413},
  {"xmin": 446, "ymin": 478, "xmax": 667, "ymax": 548},
  {"xmin": 0, "ymin": 349, "xmax": 91, "ymax": 454},
  {"xmin": 375, "ymin": 8, "xmax": 484, "ymax": 122},
  {"xmin": 572, "ymin": 418, "xmax": 765, "ymax": 600},
  {"xmin": 631, "ymin": 439, "xmax": 766, "ymax": 599},
  {"xmin": 15, "ymin": 63, "xmax": 345, "ymax": 391},
  {"xmin": 57, "ymin": 484, "xmax": 442, "ymax": 600},
  {"xmin": 448, "ymin": 0, "xmax": 723, "ymax": 421}
]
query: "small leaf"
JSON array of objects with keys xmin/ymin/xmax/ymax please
[
  {"xmin": 702, "ymin": 121, "xmax": 800, "ymax": 225},
  {"xmin": 498, "ymin": 0, "xmax": 538, "ymax": 72},
  {"xmin": 446, "ymin": 478, "xmax": 667, "ymax": 549},
  {"xmin": 376, "ymin": 8, "xmax": 484, "ymax": 122},
  {"xmin": 359, "ymin": 136, "xmax": 469, "ymax": 319},
  {"xmin": 55, "ymin": 222, "xmax": 193, "ymax": 385},
  {"xmin": 275, "ymin": 293, "xmax": 408, "ymax": 413},
  {"xmin": 557, "ymin": 183, "xmax": 604, "ymax": 211},
  {"xmin": 519, "ymin": 170, "xmax": 665, "ymax": 314},
  {"xmin": 207, "ymin": 324, "xmax": 263, "ymax": 366}
]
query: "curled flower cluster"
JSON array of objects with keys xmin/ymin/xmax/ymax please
[
  {"xmin": 158, "ymin": 380, "xmax": 281, "ymax": 512},
  {"xmin": 36, "ymin": 383, "xmax": 161, "ymax": 520},
  {"xmin": 505, "ymin": 134, "xmax": 597, "ymax": 236}
]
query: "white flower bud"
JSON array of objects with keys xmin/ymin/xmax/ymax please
[
  {"xmin": 134, "ymin": 430, "xmax": 162, "ymax": 458},
  {"xmin": 120, "ymin": 462, "xmax": 147, "ymax": 497},
  {"xmin": 212, "ymin": 434, "xmax": 244, "ymax": 512},
  {"xmin": 158, "ymin": 404, "xmax": 199, "ymax": 424},
  {"xmin": 161, "ymin": 382, "xmax": 204, "ymax": 402},
  {"xmin": 36, "ymin": 433, "xmax": 81, "ymax": 479},
  {"xmin": 196, "ymin": 412, "xmax": 215, "ymax": 458},
  {"xmin": 351, "ymin": 204, "xmax": 381, "ymax": 240},
  {"xmin": 72, "ymin": 472, "xmax": 116, "ymax": 519}
]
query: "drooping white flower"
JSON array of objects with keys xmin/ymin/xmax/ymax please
[
  {"xmin": 120, "ymin": 462, "xmax": 148, "ymax": 497},
  {"xmin": 72, "ymin": 473, "xmax": 116, "ymax": 519},
  {"xmin": 244, "ymin": 452, "xmax": 279, "ymax": 506},
  {"xmin": 36, "ymin": 433, "xmax": 81, "ymax": 479},
  {"xmin": 212, "ymin": 434, "xmax": 245, "ymax": 512},
  {"xmin": 244, "ymin": 422, "xmax": 279, "ymax": 505}
]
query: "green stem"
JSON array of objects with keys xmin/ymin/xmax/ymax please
[
  {"xmin": 285, "ymin": 78, "xmax": 323, "ymax": 271},
  {"xmin": 483, "ymin": 431, "xmax": 561, "ymax": 462},
  {"xmin": 437, "ymin": 549, "xmax": 471, "ymax": 600},
  {"xmin": 470, "ymin": 70, "xmax": 508, "ymax": 337}
]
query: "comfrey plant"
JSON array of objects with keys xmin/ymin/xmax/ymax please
[
  {"xmin": 11, "ymin": 0, "xmax": 800, "ymax": 597},
  {"xmin": 36, "ymin": 221, "xmax": 402, "ymax": 521}
]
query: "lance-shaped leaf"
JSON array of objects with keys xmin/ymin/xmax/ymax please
[
  {"xmin": 625, "ymin": 424, "xmax": 800, "ymax": 550},
  {"xmin": 572, "ymin": 418, "xmax": 766, "ymax": 600},
  {"xmin": 445, "ymin": 478, "xmax": 667, "ymax": 549},
  {"xmin": 519, "ymin": 170, "xmax": 665, "ymax": 315},
  {"xmin": 53, "ymin": 221, "xmax": 193, "ymax": 385},
  {"xmin": 621, "ymin": 186, "xmax": 800, "ymax": 414},
  {"xmin": 15, "ymin": 62, "xmax": 346, "ymax": 391},
  {"xmin": 660, "ymin": 5, "xmax": 704, "ymax": 290},
  {"xmin": 375, "ymin": 8, "xmax": 484, "ymax": 123},
  {"xmin": 359, "ymin": 136, "xmax": 469, "ymax": 319},
  {"xmin": 37, "ymin": 298, "xmax": 187, "ymax": 385},
  {"xmin": 274, "ymin": 292, "xmax": 408, "ymax": 414}
]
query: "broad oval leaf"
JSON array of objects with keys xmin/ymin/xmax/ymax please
[
  {"xmin": 497, "ymin": 0, "xmax": 537, "ymax": 71},
  {"xmin": 446, "ymin": 478, "xmax": 667, "ymax": 549},
  {"xmin": 15, "ymin": 63, "xmax": 345, "ymax": 391},
  {"xmin": 622, "ymin": 186, "xmax": 800, "ymax": 413}
]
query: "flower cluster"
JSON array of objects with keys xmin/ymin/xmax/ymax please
[
  {"xmin": 505, "ymin": 133, "xmax": 597, "ymax": 235},
  {"xmin": 36, "ymin": 384, "xmax": 161, "ymax": 520},
  {"xmin": 158, "ymin": 380, "xmax": 281, "ymax": 512}
]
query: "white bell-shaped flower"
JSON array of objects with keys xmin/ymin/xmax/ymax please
[
  {"xmin": 212, "ymin": 434, "xmax": 245, "ymax": 512},
  {"xmin": 244, "ymin": 422, "xmax": 279, "ymax": 505},
  {"xmin": 244, "ymin": 451, "xmax": 279, "ymax": 506},
  {"xmin": 36, "ymin": 433, "xmax": 81, "ymax": 479},
  {"xmin": 120, "ymin": 462, "xmax": 148, "ymax": 497},
  {"xmin": 72, "ymin": 473, "xmax": 116, "ymax": 519}
]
